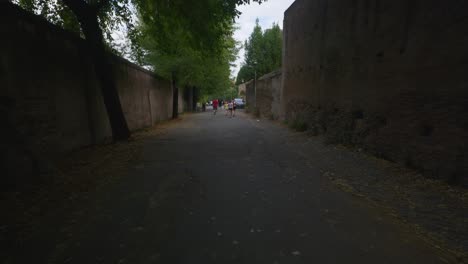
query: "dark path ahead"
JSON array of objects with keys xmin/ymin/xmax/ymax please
[{"xmin": 13, "ymin": 110, "xmax": 457, "ymax": 264}]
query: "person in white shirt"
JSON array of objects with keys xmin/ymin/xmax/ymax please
[
  {"xmin": 232, "ymin": 100, "xmax": 237, "ymax": 117},
  {"xmin": 228, "ymin": 101, "xmax": 233, "ymax": 118}
]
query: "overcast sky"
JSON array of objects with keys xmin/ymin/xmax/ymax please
[{"xmin": 232, "ymin": 0, "xmax": 296, "ymax": 77}]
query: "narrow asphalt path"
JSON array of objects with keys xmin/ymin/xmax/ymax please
[{"xmin": 22, "ymin": 110, "xmax": 456, "ymax": 263}]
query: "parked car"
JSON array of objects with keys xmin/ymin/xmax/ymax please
[{"xmin": 234, "ymin": 98, "xmax": 245, "ymax": 109}]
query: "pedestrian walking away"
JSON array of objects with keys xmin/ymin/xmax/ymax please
[
  {"xmin": 232, "ymin": 99, "xmax": 237, "ymax": 117},
  {"xmin": 212, "ymin": 99, "xmax": 219, "ymax": 115},
  {"xmin": 228, "ymin": 100, "xmax": 233, "ymax": 118},
  {"xmin": 224, "ymin": 101, "xmax": 229, "ymax": 116}
]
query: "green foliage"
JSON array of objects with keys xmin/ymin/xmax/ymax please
[
  {"xmin": 236, "ymin": 63, "xmax": 255, "ymax": 84},
  {"xmin": 244, "ymin": 19, "xmax": 264, "ymax": 68},
  {"xmin": 290, "ymin": 119, "xmax": 308, "ymax": 132},
  {"xmin": 55, "ymin": 3, "xmax": 81, "ymax": 34},
  {"xmin": 17, "ymin": 0, "xmax": 35, "ymax": 11},
  {"xmin": 236, "ymin": 19, "xmax": 282, "ymax": 84},
  {"xmin": 135, "ymin": 0, "xmax": 263, "ymax": 99},
  {"xmin": 262, "ymin": 23, "xmax": 282, "ymax": 71},
  {"xmin": 13, "ymin": 0, "xmax": 265, "ymax": 97},
  {"xmin": 12, "ymin": 0, "xmax": 138, "ymax": 53}
]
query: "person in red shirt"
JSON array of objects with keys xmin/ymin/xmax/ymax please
[{"xmin": 212, "ymin": 99, "xmax": 219, "ymax": 115}]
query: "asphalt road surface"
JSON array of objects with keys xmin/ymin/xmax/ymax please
[{"xmin": 7, "ymin": 110, "xmax": 457, "ymax": 264}]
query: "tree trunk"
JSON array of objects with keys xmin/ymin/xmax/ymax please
[
  {"xmin": 172, "ymin": 73, "xmax": 179, "ymax": 119},
  {"xmin": 62, "ymin": 0, "xmax": 130, "ymax": 141},
  {"xmin": 193, "ymin": 87, "xmax": 199, "ymax": 112}
]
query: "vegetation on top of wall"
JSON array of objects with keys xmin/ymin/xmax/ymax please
[{"xmin": 236, "ymin": 19, "xmax": 282, "ymax": 84}]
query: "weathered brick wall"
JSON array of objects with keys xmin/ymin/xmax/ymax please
[
  {"xmin": 281, "ymin": 0, "xmax": 468, "ymax": 185},
  {"xmin": 0, "ymin": 4, "xmax": 188, "ymax": 188},
  {"xmin": 255, "ymin": 70, "xmax": 282, "ymax": 119}
]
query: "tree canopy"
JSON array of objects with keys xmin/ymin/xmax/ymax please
[
  {"xmin": 12, "ymin": 0, "xmax": 135, "ymax": 53},
  {"xmin": 12, "ymin": 0, "xmax": 265, "ymax": 98},
  {"xmin": 133, "ymin": 0, "xmax": 267, "ymax": 99},
  {"xmin": 135, "ymin": 1, "xmax": 242, "ymax": 98},
  {"xmin": 236, "ymin": 19, "xmax": 282, "ymax": 84}
]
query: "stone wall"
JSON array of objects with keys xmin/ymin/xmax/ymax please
[
  {"xmin": 245, "ymin": 80, "xmax": 255, "ymax": 109},
  {"xmin": 281, "ymin": 0, "xmax": 468, "ymax": 185},
  {"xmin": 243, "ymin": 71, "xmax": 281, "ymax": 119},
  {"xmin": 0, "ymin": 4, "xmax": 188, "ymax": 188},
  {"xmin": 250, "ymin": 70, "xmax": 282, "ymax": 119},
  {"xmin": 238, "ymin": 83, "xmax": 247, "ymax": 98}
]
